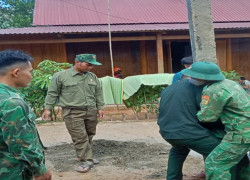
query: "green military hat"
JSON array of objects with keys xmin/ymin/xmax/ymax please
[
  {"xmin": 182, "ymin": 61, "xmax": 225, "ymax": 81},
  {"xmin": 75, "ymin": 54, "xmax": 102, "ymax": 65}
]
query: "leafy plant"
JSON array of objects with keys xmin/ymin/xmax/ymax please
[
  {"xmin": 0, "ymin": 0, "xmax": 35, "ymax": 29},
  {"xmin": 123, "ymin": 85, "xmax": 167, "ymax": 118},
  {"xmin": 222, "ymin": 70, "xmax": 241, "ymax": 81},
  {"xmin": 19, "ymin": 60, "xmax": 72, "ymax": 120}
]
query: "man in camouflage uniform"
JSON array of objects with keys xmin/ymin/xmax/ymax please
[
  {"xmin": 182, "ymin": 61, "xmax": 250, "ymax": 180},
  {"xmin": 158, "ymin": 77, "xmax": 224, "ymax": 180},
  {"xmin": 42, "ymin": 54, "xmax": 105, "ymax": 173},
  {"xmin": 0, "ymin": 50, "xmax": 51, "ymax": 180}
]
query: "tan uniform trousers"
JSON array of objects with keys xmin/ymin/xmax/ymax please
[{"xmin": 62, "ymin": 107, "xmax": 98, "ymax": 162}]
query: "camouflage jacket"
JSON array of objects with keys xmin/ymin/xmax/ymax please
[
  {"xmin": 0, "ymin": 83, "xmax": 47, "ymax": 179},
  {"xmin": 197, "ymin": 79, "xmax": 250, "ymax": 144}
]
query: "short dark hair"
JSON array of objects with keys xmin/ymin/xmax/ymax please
[
  {"xmin": 239, "ymin": 77, "xmax": 246, "ymax": 80},
  {"xmin": 0, "ymin": 50, "xmax": 33, "ymax": 75},
  {"xmin": 181, "ymin": 56, "xmax": 193, "ymax": 65}
]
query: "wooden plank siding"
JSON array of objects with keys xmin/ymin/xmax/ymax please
[
  {"xmin": 140, "ymin": 41, "xmax": 148, "ymax": 74},
  {"xmin": 0, "ymin": 37, "xmax": 249, "ymax": 79},
  {"xmin": 226, "ymin": 39, "xmax": 233, "ymax": 71},
  {"xmin": 216, "ymin": 40, "xmax": 227, "ymax": 71},
  {"xmin": 65, "ymin": 41, "xmax": 158, "ymax": 78},
  {"xmin": 0, "ymin": 43, "xmax": 67, "ymax": 68},
  {"xmin": 156, "ymin": 33, "xmax": 164, "ymax": 73},
  {"xmin": 231, "ymin": 38, "xmax": 250, "ymax": 79},
  {"xmin": 145, "ymin": 41, "xmax": 157, "ymax": 75},
  {"xmin": 166, "ymin": 41, "xmax": 173, "ymax": 73}
]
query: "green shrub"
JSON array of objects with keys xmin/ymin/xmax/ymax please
[
  {"xmin": 123, "ymin": 85, "xmax": 167, "ymax": 115},
  {"xmin": 19, "ymin": 60, "xmax": 72, "ymax": 120},
  {"xmin": 222, "ymin": 70, "xmax": 241, "ymax": 81}
]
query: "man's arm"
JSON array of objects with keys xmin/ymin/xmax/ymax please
[
  {"xmin": 197, "ymin": 88, "xmax": 228, "ymax": 123},
  {"xmin": 95, "ymin": 77, "xmax": 105, "ymax": 110},
  {"xmin": 43, "ymin": 74, "xmax": 61, "ymax": 120},
  {"xmin": 243, "ymin": 80, "xmax": 250, "ymax": 89},
  {"xmin": 95, "ymin": 77, "xmax": 105, "ymax": 118},
  {"xmin": 44, "ymin": 74, "xmax": 61, "ymax": 110},
  {"xmin": 1, "ymin": 99, "xmax": 49, "ymax": 177}
]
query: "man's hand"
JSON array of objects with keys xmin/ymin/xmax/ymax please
[
  {"xmin": 42, "ymin": 109, "xmax": 51, "ymax": 120},
  {"xmin": 98, "ymin": 110, "xmax": 104, "ymax": 118},
  {"xmin": 34, "ymin": 170, "xmax": 52, "ymax": 180}
]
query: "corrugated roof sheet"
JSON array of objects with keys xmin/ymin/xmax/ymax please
[
  {"xmin": 33, "ymin": 0, "xmax": 250, "ymax": 26},
  {"xmin": 1, "ymin": 22, "xmax": 250, "ymax": 35}
]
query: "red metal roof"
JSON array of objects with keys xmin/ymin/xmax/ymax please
[
  {"xmin": 33, "ymin": 0, "xmax": 250, "ymax": 26},
  {"xmin": 1, "ymin": 22, "xmax": 250, "ymax": 35}
]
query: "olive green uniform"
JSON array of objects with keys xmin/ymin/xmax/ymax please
[
  {"xmin": 197, "ymin": 79, "xmax": 250, "ymax": 180},
  {"xmin": 0, "ymin": 83, "xmax": 46, "ymax": 180},
  {"xmin": 44, "ymin": 67, "xmax": 104, "ymax": 162}
]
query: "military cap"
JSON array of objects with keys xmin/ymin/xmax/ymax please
[
  {"xmin": 182, "ymin": 61, "xmax": 225, "ymax": 81},
  {"xmin": 75, "ymin": 54, "xmax": 102, "ymax": 65},
  {"xmin": 181, "ymin": 56, "xmax": 193, "ymax": 65}
]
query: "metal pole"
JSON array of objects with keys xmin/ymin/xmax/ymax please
[{"xmin": 108, "ymin": 0, "xmax": 114, "ymax": 77}]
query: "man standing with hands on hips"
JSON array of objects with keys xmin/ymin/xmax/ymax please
[{"xmin": 42, "ymin": 54, "xmax": 105, "ymax": 173}]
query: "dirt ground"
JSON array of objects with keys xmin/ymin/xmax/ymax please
[{"xmin": 37, "ymin": 121, "xmax": 204, "ymax": 180}]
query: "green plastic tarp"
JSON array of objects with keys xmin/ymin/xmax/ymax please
[
  {"xmin": 123, "ymin": 73, "xmax": 174, "ymax": 100},
  {"xmin": 99, "ymin": 76, "xmax": 123, "ymax": 105},
  {"xmin": 99, "ymin": 73, "xmax": 174, "ymax": 105}
]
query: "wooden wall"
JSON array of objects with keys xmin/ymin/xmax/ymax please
[
  {"xmin": 231, "ymin": 38, "xmax": 250, "ymax": 80},
  {"xmin": 145, "ymin": 41, "xmax": 157, "ymax": 74},
  {"xmin": 0, "ymin": 40, "xmax": 158, "ymax": 78},
  {"xmin": 216, "ymin": 40, "xmax": 227, "ymax": 71},
  {"xmin": 0, "ymin": 43, "xmax": 67, "ymax": 68},
  {"xmin": 215, "ymin": 38, "xmax": 250, "ymax": 79},
  {"xmin": 66, "ymin": 41, "xmax": 158, "ymax": 78},
  {"xmin": 0, "ymin": 37, "xmax": 249, "ymax": 79}
]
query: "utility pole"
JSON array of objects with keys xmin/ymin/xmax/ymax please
[
  {"xmin": 186, "ymin": 0, "xmax": 217, "ymax": 63},
  {"xmin": 108, "ymin": 0, "xmax": 114, "ymax": 76}
]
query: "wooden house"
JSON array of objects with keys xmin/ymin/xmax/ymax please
[{"xmin": 0, "ymin": 0, "xmax": 250, "ymax": 79}]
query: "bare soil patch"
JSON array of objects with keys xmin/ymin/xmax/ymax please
[
  {"xmin": 45, "ymin": 140, "xmax": 203, "ymax": 180},
  {"xmin": 38, "ymin": 121, "xmax": 204, "ymax": 180}
]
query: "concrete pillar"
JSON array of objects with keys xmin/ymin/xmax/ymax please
[{"xmin": 186, "ymin": 0, "xmax": 217, "ymax": 63}]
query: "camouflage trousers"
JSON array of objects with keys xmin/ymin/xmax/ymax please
[
  {"xmin": 0, "ymin": 168, "xmax": 32, "ymax": 180},
  {"xmin": 62, "ymin": 107, "xmax": 98, "ymax": 162},
  {"xmin": 205, "ymin": 142, "xmax": 250, "ymax": 180}
]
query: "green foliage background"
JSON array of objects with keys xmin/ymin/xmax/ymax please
[
  {"xmin": 123, "ymin": 85, "xmax": 166, "ymax": 114},
  {"xmin": 222, "ymin": 70, "xmax": 241, "ymax": 81},
  {"xmin": 20, "ymin": 60, "xmax": 72, "ymax": 120},
  {"xmin": 0, "ymin": 0, "xmax": 35, "ymax": 29}
]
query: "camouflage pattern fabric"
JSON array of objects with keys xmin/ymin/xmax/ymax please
[
  {"xmin": 75, "ymin": 54, "xmax": 102, "ymax": 65},
  {"xmin": 197, "ymin": 79, "xmax": 250, "ymax": 179},
  {"xmin": 205, "ymin": 142, "xmax": 250, "ymax": 180},
  {"xmin": 0, "ymin": 83, "xmax": 47, "ymax": 180}
]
